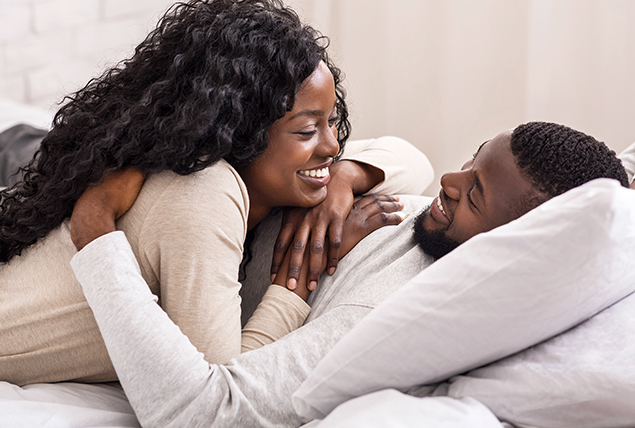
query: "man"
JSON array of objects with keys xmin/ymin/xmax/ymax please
[{"xmin": 69, "ymin": 122, "xmax": 629, "ymax": 427}]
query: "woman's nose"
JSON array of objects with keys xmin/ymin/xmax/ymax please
[{"xmin": 318, "ymin": 126, "xmax": 340, "ymax": 158}]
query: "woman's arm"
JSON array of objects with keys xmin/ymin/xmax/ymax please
[
  {"xmin": 338, "ymin": 136, "xmax": 434, "ymax": 196},
  {"xmin": 72, "ymin": 164, "xmax": 309, "ymax": 365}
]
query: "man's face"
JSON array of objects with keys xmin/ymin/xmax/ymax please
[{"xmin": 414, "ymin": 130, "xmax": 539, "ymax": 259}]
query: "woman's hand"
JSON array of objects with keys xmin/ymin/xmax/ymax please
[
  {"xmin": 70, "ymin": 167, "xmax": 146, "ymax": 251},
  {"xmin": 270, "ymin": 159, "xmax": 384, "ymax": 291},
  {"xmin": 339, "ymin": 194, "xmax": 404, "ymax": 255},
  {"xmin": 272, "ymin": 245, "xmax": 314, "ymax": 302},
  {"xmin": 273, "ymin": 194, "xmax": 404, "ymax": 297}
]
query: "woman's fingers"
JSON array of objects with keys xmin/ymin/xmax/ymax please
[
  {"xmin": 286, "ymin": 225, "xmax": 312, "ymax": 290},
  {"xmin": 355, "ymin": 195, "xmax": 404, "ymax": 233},
  {"xmin": 354, "ymin": 194, "xmax": 401, "ymax": 214},
  {"xmin": 325, "ymin": 220, "xmax": 344, "ymax": 276},
  {"xmin": 338, "ymin": 195, "xmax": 404, "ymax": 257},
  {"xmin": 271, "ymin": 212, "xmax": 299, "ymax": 280},
  {"xmin": 305, "ymin": 222, "xmax": 332, "ymax": 290}
]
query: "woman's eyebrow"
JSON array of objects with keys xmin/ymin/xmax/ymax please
[{"xmin": 289, "ymin": 109, "xmax": 326, "ymax": 121}]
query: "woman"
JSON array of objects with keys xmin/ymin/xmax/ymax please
[{"xmin": 0, "ymin": 0, "xmax": 430, "ymax": 385}]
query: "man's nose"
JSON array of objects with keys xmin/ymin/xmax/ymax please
[{"xmin": 439, "ymin": 169, "xmax": 471, "ymax": 201}]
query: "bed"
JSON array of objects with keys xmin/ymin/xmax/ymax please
[{"xmin": 2, "ymin": 99, "xmax": 635, "ymax": 428}]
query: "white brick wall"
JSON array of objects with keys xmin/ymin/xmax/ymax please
[{"xmin": 0, "ymin": 0, "xmax": 173, "ymax": 112}]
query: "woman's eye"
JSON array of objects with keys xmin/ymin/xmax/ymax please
[
  {"xmin": 296, "ymin": 130, "xmax": 317, "ymax": 137},
  {"xmin": 328, "ymin": 116, "xmax": 338, "ymax": 127}
]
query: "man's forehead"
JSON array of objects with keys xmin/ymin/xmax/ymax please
[
  {"xmin": 478, "ymin": 134, "xmax": 535, "ymax": 206},
  {"xmin": 475, "ymin": 140, "xmax": 489, "ymax": 157}
]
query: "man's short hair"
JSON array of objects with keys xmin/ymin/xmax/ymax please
[{"xmin": 510, "ymin": 121, "xmax": 629, "ymax": 213}]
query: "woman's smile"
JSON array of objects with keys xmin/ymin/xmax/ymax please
[{"xmin": 239, "ymin": 61, "xmax": 340, "ymax": 226}]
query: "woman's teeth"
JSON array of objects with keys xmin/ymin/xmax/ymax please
[
  {"xmin": 437, "ymin": 197, "xmax": 447, "ymax": 216},
  {"xmin": 299, "ymin": 167, "xmax": 329, "ymax": 178}
]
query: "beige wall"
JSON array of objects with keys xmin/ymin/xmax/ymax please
[
  {"xmin": 2, "ymin": 0, "xmax": 634, "ymax": 196},
  {"xmin": 290, "ymin": 0, "xmax": 635, "ymax": 195},
  {"xmin": 0, "ymin": 0, "xmax": 173, "ymax": 108}
]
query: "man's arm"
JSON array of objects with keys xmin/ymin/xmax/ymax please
[{"xmin": 70, "ymin": 233, "xmax": 372, "ymax": 427}]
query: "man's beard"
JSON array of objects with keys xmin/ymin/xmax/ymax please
[{"xmin": 412, "ymin": 206, "xmax": 460, "ymax": 260}]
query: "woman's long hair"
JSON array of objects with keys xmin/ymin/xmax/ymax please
[{"xmin": 0, "ymin": 0, "xmax": 350, "ymax": 263}]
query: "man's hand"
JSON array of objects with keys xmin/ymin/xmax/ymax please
[{"xmin": 70, "ymin": 167, "xmax": 146, "ymax": 251}]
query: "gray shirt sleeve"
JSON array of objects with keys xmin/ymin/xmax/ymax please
[
  {"xmin": 71, "ymin": 196, "xmax": 431, "ymax": 428},
  {"xmin": 71, "ymin": 232, "xmax": 370, "ymax": 427}
]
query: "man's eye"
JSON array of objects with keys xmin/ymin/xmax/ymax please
[{"xmin": 467, "ymin": 189, "xmax": 476, "ymax": 207}]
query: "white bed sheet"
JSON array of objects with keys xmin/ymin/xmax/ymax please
[{"xmin": 0, "ymin": 381, "xmax": 139, "ymax": 428}]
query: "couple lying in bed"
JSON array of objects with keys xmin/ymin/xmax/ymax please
[
  {"xmin": 1, "ymin": 0, "xmax": 634, "ymax": 427},
  {"xmin": 67, "ymin": 122, "xmax": 633, "ymax": 428}
]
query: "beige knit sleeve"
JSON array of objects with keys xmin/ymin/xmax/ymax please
[
  {"xmin": 136, "ymin": 162, "xmax": 249, "ymax": 365},
  {"xmin": 241, "ymin": 285, "xmax": 311, "ymax": 353},
  {"xmin": 340, "ymin": 136, "xmax": 435, "ymax": 196}
]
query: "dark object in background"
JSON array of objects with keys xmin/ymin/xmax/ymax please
[{"xmin": 0, "ymin": 124, "xmax": 46, "ymax": 187}]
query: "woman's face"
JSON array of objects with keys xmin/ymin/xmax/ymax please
[{"xmin": 240, "ymin": 61, "xmax": 340, "ymax": 223}]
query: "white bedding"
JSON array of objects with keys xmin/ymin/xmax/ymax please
[
  {"xmin": 302, "ymin": 391, "xmax": 506, "ymax": 428},
  {"xmin": 0, "ymin": 381, "xmax": 139, "ymax": 428}
]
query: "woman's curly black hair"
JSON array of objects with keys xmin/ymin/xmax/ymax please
[
  {"xmin": 511, "ymin": 121, "xmax": 628, "ymax": 212},
  {"xmin": 0, "ymin": 0, "xmax": 350, "ymax": 263}
]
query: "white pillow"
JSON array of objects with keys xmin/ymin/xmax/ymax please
[
  {"xmin": 619, "ymin": 141, "xmax": 635, "ymax": 184},
  {"xmin": 304, "ymin": 390, "xmax": 504, "ymax": 428},
  {"xmin": 445, "ymin": 286, "xmax": 635, "ymax": 427},
  {"xmin": 292, "ymin": 178, "xmax": 635, "ymax": 420}
]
